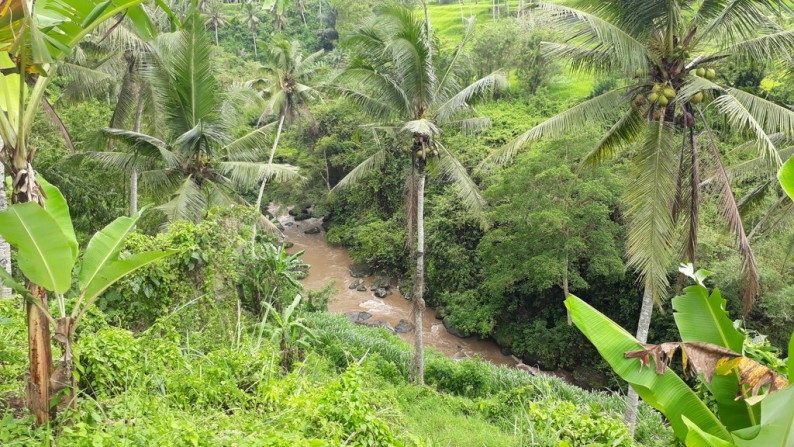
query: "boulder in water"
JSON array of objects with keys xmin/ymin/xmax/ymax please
[
  {"xmin": 348, "ymin": 278, "xmax": 363, "ymax": 290},
  {"xmin": 373, "ymin": 288, "xmax": 389, "ymax": 298},
  {"xmin": 394, "ymin": 319, "xmax": 414, "ymax": 333},
  {"xmin": 356, "ymin": 284, "xmax": 367, "ymax": 292},
  {"xmin": 344, "ymin": 311, "xmax": 372, "ymax": 324},
  {"xmin": 304, "ymin": 226, "xmax": 321, "ymax": 235}
]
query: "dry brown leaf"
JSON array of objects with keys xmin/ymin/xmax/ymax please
[{"xmin": 625, "ymin": 342, "xmax": 789, "ymax": 399}]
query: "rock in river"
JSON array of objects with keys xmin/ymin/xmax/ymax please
[
  {"xmin": 394, "ymin": 319, "xmax": 414, "ymax": 333},
  {"xmin": 373, "ymin": 288, "xmax": 389, "ymax": 298}
]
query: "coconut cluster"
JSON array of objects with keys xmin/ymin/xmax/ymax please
[{"xmin": 647, "ymin": 83, "xmax": 677, "ymax": 107}]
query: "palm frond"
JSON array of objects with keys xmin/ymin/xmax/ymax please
[
  {"xmin": 695, "ymin": 0, "xmax": 784, "ymax": 46},
  {"xmin": 222, "ymin": 121, "xmax": 277, "ymax": 161},
  {"xmin": 101, "ymin": 127, "xmax": 179, "ymax": 166},
  {"xmin": 625, "ymin": 120, "xmax": 679, "ymax": 303},
  {"xmin": 333, "ymin": 148, "xmax": 388, "ymax": 190},
  {"xmin": 448, "ymin": 117, "xmax": 492, "ymax": 136},
  {"xmin": 699, "ymin": 110, "xmax": 760, "ymax": 314},
  {"xmin": 481, "ymin": 88, "xmax": 627, "ymax": 167},
  {"xmin": 748, "ymin": 195, "xmax": 793, "ymax": 240},
  {"xmin": 725, "ymin": 29, "xmax": 794, "ymax": 65},
  {"xmin": 581, "ymin": 107, "xmax": 644, "ymax": 168},
  {"xmin": 435, "ymin": 143, "xmax": 488, "ymax": 229},
  {"xmin": 335, "ymin": 66, "xmax": 410, "ymax": 120},
  {"xmin": 535, "ymin": 3, "xmax": 655, "ymax": 74},
  {"xmin": 402, "ymin": 119, "xmax": 439, "ymax": 137},
  {"xmin": 156, "ymin": 176, "xmax": 206, "ymax": 222},
  {"xmin": 80, "ymin": 151, "xmax": 160, "ymax": 173},
  {"xmin": 435, "ymin": 71, "xmax": 507, "ymax": 125},
  {"xmin": 711, "ymin": 88, "xmax": 793, "ymax": 167},
  {"xmin": 218, "ymin": 161, "xmax": 301, "ymax": 189}
]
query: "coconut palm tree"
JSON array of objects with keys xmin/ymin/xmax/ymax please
[
  {"xmin": 484, "ymin": 0, "xmax": 794, "ymax": 434},
  {"xmin": 243, "ymin": 1, "xmax": 261, "ymax": 57},
  {"xmin": 93, "ymin": 11, "xmax": 299, "ymax": 223},
  {"xmin": 58, "ymin": 21, "xmax": 157, "ymax": 216},
  {"xmin": 206, "ymin": 0, "xmax": 228, "ymax": 46},
  {"xmin": 247, "ymin": 38, "xmax": 323, "ymax": 245},
  {"xmin": 333, "ymin": 8, "xmax": 506, "ymax": 385}
]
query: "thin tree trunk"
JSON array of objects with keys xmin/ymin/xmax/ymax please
[
  {"xmin": 252, "ymin": 32, "xmax": 258, "ymax": 58},
  {"xmin": 563, "ymin": 253, "xmax": 570, "ymax": 325},
  {"xmin": 624, "ymin": 284, "xmax": 654, "ymax": 436},
  {"xmin": 130, "ymin": 95, "xmax": 144, "ymax": 216},
  {"xmin": 251, "ymin": 114, "xmax": 285, "ymax": 253},
  {"xmin": 323, "ymin": 146, "xmax": 332, "ymax": 191},
  {"xmin": 0, "ymin": 160, "xmax": 11, "ymax": 298},
  {"xmin": 409, "ymin": 165, "xmax": 426, "ymax": 385},
  {"xmin": 215, "ymin": 24, "xmax": 220, "ymax": 46}
]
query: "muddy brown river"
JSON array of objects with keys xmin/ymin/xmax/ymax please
[{"xmin": 277, "ymin": 211, "xmax": 523, "ymax": 368}]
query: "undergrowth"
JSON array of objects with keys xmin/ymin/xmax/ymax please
[{"xmin": 0, "ymin": 298, "xmax": 673, "ymax": 446}]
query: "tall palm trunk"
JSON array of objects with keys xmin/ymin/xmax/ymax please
[
  {"xmin": 214, "ymin": 24, "xmax": 219, "ymax": 46},
  {"xmin": 410, "ymin": 164, "xmax": 426, "ymax": 385},
  {"xmin": 251, "ymin": 114, "xmax": 285, "ymax": 252},
  {"xmin": 252, "ymin": 31, "xmax": 258, "ymax": 58},
  {"xmin": 624, "ymin": 284, "xmax": 653, "ymax": 436},
  {"xmin": 0, "ymin": 159, "xmax": 11, "ymax": 298},
  {"xmin": 130, "ymin": 94, "xmax": 144, "ymax": 216}
]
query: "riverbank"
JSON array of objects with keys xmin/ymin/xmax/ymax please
[{"xmin": 275, "ymin": 208, "xmax": 552, "ymax": 374}]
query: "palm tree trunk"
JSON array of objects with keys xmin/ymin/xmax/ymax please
[
  {"xmin": 251, "ymin": 114, "xmax": 285, "ymax": 252},
  {"xmin": 624, "ymin": 284, "xmax": 654, "ymax": 436},
  {"xmin": 215, "ymin": 24, "xmax": 220, "ymax": 46},
  {"xmin": 0, "ymin": 160, "xmax": 11, "ymax": 298},
  {"xmin": 253, "ymin": 32, "xmax": 258, "ymax": 58},
  {"xmin": 130, "ymin": 95, "xmax": 144, "ymax": 216},
  {"xmin": 409, "ymin": 165, "xmax": 426, "ymax": 385},
  {"xmin": 563, "ymin": 253, "xmax": 570, "ymax": 325}
]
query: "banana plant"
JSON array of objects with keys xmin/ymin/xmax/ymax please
[
  {"xmin": 261, "ymin": 294, "xmax": 315, "ymax": 371},
  {"xmin": 1, "ymin": 0, "xmax": 176, "ymax": 424},
  {"xmin": 0, "ymin": 179, "xmax": 175, "ymax": 415},
  {"xmin": 565, "ymin": 265, "xmax": 792, "ymax": 446}
]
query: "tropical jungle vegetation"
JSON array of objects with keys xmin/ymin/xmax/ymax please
[{"xmin": 0, "ymin": 0, "xmax": 793, "ymax": 445}]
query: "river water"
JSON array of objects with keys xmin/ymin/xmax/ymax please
[{"xmin": 277, "ymin": 212, "xmax": 523, "ymax": 368}]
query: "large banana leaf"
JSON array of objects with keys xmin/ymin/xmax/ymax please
[
  {"xmin": 683, "ymin": 416, "xmax": 736, "ymax": 447},
  {"xmin": 0, "ymin": 202, "xmax": 74, "ymax": 293},
  {"xmin": 78, "ymin": 212, "xmax": 141, "ymax": 291},
  {"xmin": 565, "ymin": 295, "xmax": 732, "ymax": 443},
  {"xmin": 39, "ymin": 177, "xmax": 78, "ymax": 262},
  {"xmin": 732, "ymin": 386, "xmax": 794, "ymax": 447},
  {"xmin": 673, "ymin": 285, "xmax": 758, "ymax": 430},
  {"xmin": 80, "ymin": 251, "xmax": 174, "ymax": 311},
  {"xmin": 673, "ymin": 285, "xmax": 744, "ymax": 351},
  {"xmin": 780, "ymin": 156, "xmax": 794, "ymax": 201}
]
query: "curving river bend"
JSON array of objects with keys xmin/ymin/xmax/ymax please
[{"xmin": 277, "ymin": 211, "xmax": 525, "ymax": 368}]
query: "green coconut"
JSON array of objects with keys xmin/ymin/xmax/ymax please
[
  {"xmin": 648, "ymin": 92, "xmax": 659, "ymax": 103},
  {"xmin": 695, "ymin": 68, "xmax": 706, "ymax": 77},
  {"xmin": 652, "ymin": 84, "xmax": 662, "ymax": 93},
  {"xmin": 706, "ymin": 68, "xmax": 716, "ymax": 80},
  {"xmin": 691, "ymin": 92, "xmax": 704, "ymax": 104},
  {"xmin": 658, "ymin": 95, "xmax": 669, "ymax": 107},
  {"xmin": 663, "ymin": 87, "xmax": 677, "ymax": 99}
]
